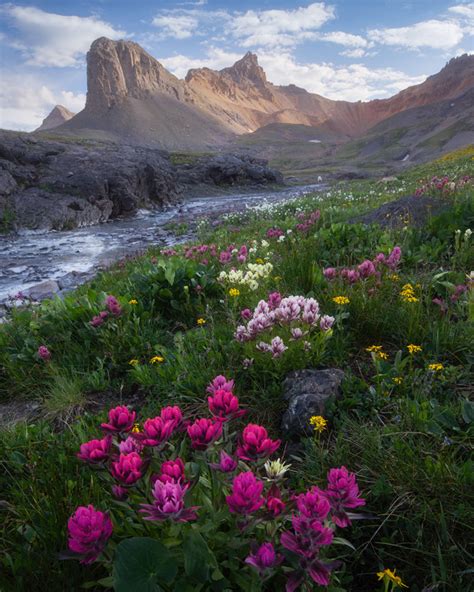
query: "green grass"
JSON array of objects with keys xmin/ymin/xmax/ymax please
[{"xmin": 0, "ymin": 147, "xmax": 473, "ymax": 591}]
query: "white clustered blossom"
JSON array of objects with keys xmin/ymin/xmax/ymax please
[
  {"xmin": 218, "ymin": 262, "xmax": 273, "ymax": 290},
  {"xmin": 264, "ymin": 458, "xmax": 292, "ymax": 480}
]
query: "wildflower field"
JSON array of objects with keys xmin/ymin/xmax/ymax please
[{"xmin": 0, "ymin": 147, "xmax": 473, "ymax": 592}]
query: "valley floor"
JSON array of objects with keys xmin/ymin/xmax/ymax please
[{"xmin": 0, "ymin": 146, "xmax": 473, "ymax": 592}]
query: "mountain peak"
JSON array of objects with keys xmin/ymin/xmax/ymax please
[
  {"xmin": 85, "ymin": 36, "xmax": 184, "ymax": 110},
  {"xmin": 35, "ymin": 105, "xmax": 75, "ymax": 132},
  {"xmin": 223, "ymin": 52, "xmax": 267, "ymax": 86}
]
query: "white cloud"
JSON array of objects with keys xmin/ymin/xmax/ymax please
[
  {"xmin": 230, "ymin": 3, "xmax": 336, "ymax": 47},
  {"xmin": 368, "ymin": 19, "xmax": 464, "ymax": 50},
  {"xmin": 0, "ymin": 5, "xmax": 126, "ymax": 67},
  {"xmin": 340, "ymin": 48, "xmax": 369, "ymax": 58},
  {"xmin": 449, "ymin": 3, "xmax": 474, "ymax": 20},
  {"xmin": 160, "ymin": 47, "xmax": 243, "ymax": 78},
  {"xmin": 0, "ymin": 72, "xmax": 85, "ymax": 131},
  {"xmin": 319, "ymin": 31, "xmax": 368, "ymax": 47},
  {"xmin": 151, "ymin": 14, "xmax": 199, "ymax": 39}
]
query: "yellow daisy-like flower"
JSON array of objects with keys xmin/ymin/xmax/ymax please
[
  {"xmin": 393, "ymin": 376, "xmax": 403, "ymax": 385},
  {"xmin": 366, "ymin": 345, "xmax": 383, "ymax": 353},
  {"xmin": 428, "ymin": 362, "xmax": 444, "ymax": 372},
  {"xmin": 309, "ymin": 415, "xmax": 328, "ymax": 433},
  {"xmin": 128, "ymin": 299, "xmax": 138, "ymax": 305},
  {"xmin": 378, "ymin": 351, "xmax": 389, "ymax": 360},
  {"xmin": 131, "ymin": 423, "xmax": 141, "ymax": 434},
  {"xmin": 197, "ymin": 318, "xmax": 206, "ymax": 326},
  {"xmin": 376, "ymin": 568, "xmax": 408, "ymax": 588},
  {"xmin": 400, "ymin": 283, "xmax": 419, "ymax": 303},
  {"xmin": 229, "ymin": 288, "xmax": 240, "ymax": 297},
  {"xmin": 255, "ymin": 258, "xmax": 265, "ymax": 264},
  {"xmin": 150, "ymin": 355, "xmax": 165, "ymax": 364},
  {"xmin": 332, "ymin": 296, "xmax": 350, "ymax": 305},
  {"xmin": 128, "ymin": 358, "xmax": 139, "ymax": 366},
  {"xmin": 366, "ymin": 345, "xmax": 388, "ymax": 360},
  {"xmin": 389, "ymin": 274, "xmax": 400, "ymax": 281},
  {"xmin": 407, "ymin": 344, "xmax": 422, "ymax": 354}
]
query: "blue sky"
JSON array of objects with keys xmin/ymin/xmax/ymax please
[{"xmin": 1, "ymin": 1, "xmax": 473, "ymax": 130}]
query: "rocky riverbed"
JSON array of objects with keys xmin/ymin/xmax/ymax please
[{"xmin": 0, "ymin": 183, "xmax": 323, "ymax": 312}]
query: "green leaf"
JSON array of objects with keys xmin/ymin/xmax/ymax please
[
  {"xmin": 461, "ymin": 399, "xmax": 474, "ymax": 424},
  {"xmin": 332, "ymin": 536, "xmax": 356, "ymax": 550},
  {"xmin": 113, "ymin": 537, "xmax": 178, "ymax": 592},
  {"xmin": 183, "ymin": 531, "xmax": 217, "ymax": 583}
]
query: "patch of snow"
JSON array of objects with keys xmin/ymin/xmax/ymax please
[
  {"xmin": 308, "ymin": 139, "xmax": 321, "ymax": 143},
  {"xmin": 402, "ymin": 154, "xmax": 410, "ymax": 162}
]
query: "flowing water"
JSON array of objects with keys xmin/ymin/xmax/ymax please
[{"xmin": 0, "ymin": 184, "xmax": 323, "ymax": 304}]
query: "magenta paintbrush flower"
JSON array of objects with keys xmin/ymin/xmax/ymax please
[
  {"xmin": 118, "ymin": 436, "xmax": 143, "ymax": 454},
  {"xmin": 135, "ymin": 416, "xmax": 175, "ymax": 447},
  {"xmin": 208, "ymin": 389, "xmax": 246, "ymax": 421},
  {"xmin": 226, "ymin": 471, "xmax": 264, "ymax": 515},
  {"xmin": 160, "ymin": 405, "xmax": 183, "ymax": 429},
  {"xmin": 296, "ymin": 487, "xmax": 331, "ymax": 522},
  {"xmin": 105, "ymin": 295, "xmax": 122, "ymax": 316},
  {"xmin": 110, "ymin": 452, "xmax": 143, "ymax": 485},
  {"xmin": 245, "ymin": 542, "xmax": 283, "ymax": 574},
  {"xmin": 210, "ymin": 450, "xmax": 238, "ymax": 473},
  {"xmin": 187, "ymin": 418, "xmax": 223, "ymax": 450},
  {"xmin": 237, "ymin": 423, "xmax": 280, "ymax": 461},
  {"xmin": 101, "ymin": 405, "xmax": 136, "ymax": 433},
  {"xmin": 206, "ymin": 375, "xmax": 235, "ymax": 395},
  {"xmin": 77, "ymin": 436, "xmax": 111, "ymax": 464},
  {"xmin": 325, "ymin": 466, "xmax": 365, "ymax": 528},
  {"xmin": 37, "ymin": 345, "xmax": 51, "ymax": 361},
  {"xmin": 158, "ymin": 458, "xmax": 186, "ymax": 484},
  {"xmin": 140, "ymin": 480, "xmax": 198, "ymax": 522},
  {"xmin": 68, "ymin": 505, "xmax": 113, "ymax": 564}
]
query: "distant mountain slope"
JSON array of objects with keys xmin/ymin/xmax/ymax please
[
  {"xmin": 38, "ymin": 37, "xmax": 474, "ymax": 156},
  {"xmin": 35, "ymin": 105, "xmax": 75, "ymax": 132}
]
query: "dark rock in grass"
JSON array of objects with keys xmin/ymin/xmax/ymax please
[
  {"xmin": 350, "ymin": 194, "xmax": 448, "ymax": 229},
  {"xmin": 281, "ymin": 368, "xmax": 345, "ymax": 438}
]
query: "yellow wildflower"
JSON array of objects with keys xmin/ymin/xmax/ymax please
[
  {"xmin": 309, "ymin": 415, "xmax": 328, "ymax": 433},
  {"xmin": 407, "ymin": 344, "xmax": 422, "ymax": 354},
  {"xmin": 366, "ymin": 345, "xmax": 383, "ymax": 352},
  {"xmin": 131, "ymin": 423, "xmax": 141, "ymax": 434},
  {"xmin": 378, "ymin": 351, "xmax": 389, "ymax": 360},
  {"xmin": 332, "ymin": 296, "xmax": 350, "ymax": 305},
  {"xmin": 400, "ymin": 283, "xmax": 419, "ymax": 303},
  {"xmin": 366, "ymin": 345, "xmax": 388, "ymax": 360},
  {"xmin": 255, "ymin": 258, "xmax": 265, "ymax": 264},
  {"xmin": 389, "ymin": 274, "xmax": 400, "ymax": 281},
  {"xmin": 197, "ymin": 318, "xmax": 206, "ymax": 326},
  {"xmin": 229, "ymin": 288, "xmax": 240, "ymax": 297},
  {"xmin": 376, "ymin": 568, "xmax": 408, "ymax": 588},
  {"xmin": 428, "ymin": 362, "xmax": 444, "ymax": 372},
  {"xmin": 128, "ymin": 359, "xmax": 139, "ymax": 367},
  {"xmin": 150, "ymin": 355, "xmax": 165, "ymax": 364},
  {"xmin": 393, "ymin": 377, "xmax": 403, "ymax": 385},
  {"xmin": 128, "ymin": 299, "xmax": 138, "ymax": 305}
]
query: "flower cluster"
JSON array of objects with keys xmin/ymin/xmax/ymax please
[
  {"xmin": 399, "ymin": 283, "xmax": 419, "ymax": 303},
  {"xmin": 366, "ymin": 345, "xmax": 389, "ymax": 361},
  {"xmin": 67, "ymin": 376, "xmax": 365, "ymax": 590},
  {"xmin": 219, "ymin": 261, "xmax": 274, "ymax": 291},
  {"xmin": 324, "ymin": 246, "xmax": 402, "ymax": 285},
  {"xmin": 235, "ymin": 292, "xmax": 334, "ymax": 359},
  {"xmin": 414, "ymin": 174, "xmax": 471, "ymax": 197},
  {"xmin": 295, "ymin": 209, "xmax": 321, "ymax": 233},
  {"xmin": 89, "ymin": 295, "xmax": 122, "ymax": 327}
]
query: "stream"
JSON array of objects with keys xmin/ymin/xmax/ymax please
[{"xmin": 0, "ymin": 184, "xmax": 323, "ymax": 306}]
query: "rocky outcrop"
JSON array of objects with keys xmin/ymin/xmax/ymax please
[
  {"xmin": 0, "ymin": 131, "xmax": 284, "ymax": 231},
  {"xmin": 281, "ymin": 368, "xmax": 345, "ymax": 438},
  {"xmin": 35, "ymin": 105, "xmax": 75, "ymax": 132}
]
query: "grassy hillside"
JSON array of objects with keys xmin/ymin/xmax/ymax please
[{"xmin": 0, "ymin": 147, "xmax": 473, "ymax": 592}]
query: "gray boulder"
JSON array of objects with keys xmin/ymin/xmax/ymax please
[{"xmin": 281, "ymin": 368, "xmax": 345, "ymax": 438}]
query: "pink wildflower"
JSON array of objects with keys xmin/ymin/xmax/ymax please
[
  {"xmin": 319, "ymin": 315, "xmax": 335, "ymax": 332},
  {"xmin": 158, "ymin": 458, "xmax": 186, "ymax": 484},
  {"xmin": 68, "ymin": 505, "xmax": 113, "ymax": 564},
  {"xmin": 110, "ymin": 452, "xmax": 143, "ymax": 485},
  {"xmin": 206, "ymin": 375, "xmax": 235, "ymax": 395},
  {"xmin": 187, "ymin": 418, "xmax": 223, "ymax": 450},
  {"xmin": 325, "ymin": 466, "xmax": 365, "ymax": 528},
  {"xmin": 237, "ymin": 424, "xmax": 280, "ymax": 461},
  {"xmin": 210, "ymin": 450, "xmax": 238, "ymax": 473},
  {"xmin": 136, "ymin": 416, "xmax": 175, "ymax": 447},
  {"xmin": 323, "ymin": 267, "xmax": 337, "ymax": 280},
  {"xmin": 245, "ymin": 542, "xmax": 283, "ymax": 574},
  {"xmin": 77, "ymin": 436, "xmax": 111, "ymax": 464},
  {"xmin": 208, "ymin": 389, "xmax": 246, "ymax": 421},
  {"xmin": 226, "ymin": 471, "xmax": 265, "ymax": 514},
  {"xmin": 105, "ymin": 295, "xmax": 122, "ymax": 316},
  {"xmin": 37, "ymin": 345, "xmax": 51, "ymax": 361},
  {"xmin": 140, "ymin": 480, "xmax": 198, "ymax": 522},
  {"xmin": 101, "ymin": 406, "xmax": 136, "ymax": 433}
]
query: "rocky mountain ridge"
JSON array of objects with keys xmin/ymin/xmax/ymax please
[
  {"xmin": 35, "ymin": 105, "xmax": 75, "ymax": 132},
  {"xmin": 43, "ymin": 37, "xmax": 474, "ymax": 151}
]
